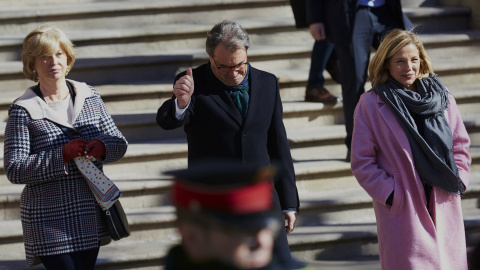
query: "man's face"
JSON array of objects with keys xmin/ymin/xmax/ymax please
[
  {"xmin": 180, "ymin": 219, "xmax": 275, "ymax": 269},
  {"xmin": 209, "ymin": 44, "xmax": 248, "ymax": 87},
  {"xmin": 209, "ymin": 224, "xmax": 274, "ymax": 269}
]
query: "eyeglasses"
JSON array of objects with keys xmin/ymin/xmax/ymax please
[{"xmin": 212, "ymin": 58, "xmax": 248, "ymax": 73}]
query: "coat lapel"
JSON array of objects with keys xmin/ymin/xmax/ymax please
[
  {"xmin": 244, "ymin": 66, "xmax": 259, "ymax": 124},
  {"xmin": 376, "ymin": 94, "xmax": 412, "ymax": 155},
  {"xmin": 204, "ymin": 63, "xmax": 243, "ymax": 125},
  {"xmin": 68, "ymin": 79, "xmax": 92, "ymax": 124}
]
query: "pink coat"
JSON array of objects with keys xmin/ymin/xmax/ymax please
[{"xmin": 351, "ymin": 91, "xmax": 471, "ymax": 270}]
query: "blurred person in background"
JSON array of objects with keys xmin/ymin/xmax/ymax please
[{"xmin": 164, "ymin": 160, "xmax": 311, "ymax": 270}]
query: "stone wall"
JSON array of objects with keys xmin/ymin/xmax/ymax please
[{"xmin": 439, "ymin": 0, "xmax": 480, "ymax": 29}]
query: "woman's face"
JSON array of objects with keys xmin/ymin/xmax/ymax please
[
  {"xmin": 388, "ymin": 43, "xmax": 421, "ymax": 91},
  {"xmin": 33, "ymin": 45, "xmax": 68, "ymax": 84}
]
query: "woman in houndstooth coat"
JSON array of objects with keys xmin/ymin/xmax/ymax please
[{"xmin": 3, "ymin": 24, "xmax": 128, "ymax": 269}]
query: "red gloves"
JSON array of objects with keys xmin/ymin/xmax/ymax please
[
  {"xmin": 62, "ymin": 138, "xmax": 87, "ymax": 162},
  {"xmin": 85, "ymin": 139, "xmax": 106, "ymax": 160},
  {"xmin": 62, "ymin": 139, "xmax": 106, "ymax": 162}
]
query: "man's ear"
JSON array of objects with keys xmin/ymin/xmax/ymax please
[{"xmin": 178, "ymin": 222, "xmax": 210, "ymax": 261}]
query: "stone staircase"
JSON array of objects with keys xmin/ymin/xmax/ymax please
[{"xmin": 0, "ymin": 0, "xmax": 480, "ymax": 269}]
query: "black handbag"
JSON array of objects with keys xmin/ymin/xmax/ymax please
[{"xmin": 103, "ymin": 200, "xmax": 131, "ymax": 240}]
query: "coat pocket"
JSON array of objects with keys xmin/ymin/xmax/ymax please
[{"xmin": 390, "ymin": 173, "xmax": 403, "ymax": 215}]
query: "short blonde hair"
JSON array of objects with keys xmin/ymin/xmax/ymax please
[
  {"xmin": 368, "ymin": 29, "xmax": 433, "ymax": 88},
  {"xmin": 21, "ymin": 24, "xmax": 76, "ymax": 82}
]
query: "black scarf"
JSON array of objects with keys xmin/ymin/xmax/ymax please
[{"xmin": 374, "ymin": 75, "xmax": 465, "ymax": 194}]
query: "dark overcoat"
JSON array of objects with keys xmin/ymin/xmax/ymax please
[{"xmin": 156, "ymin": 63, "xmax": 299, "ymax": 210}]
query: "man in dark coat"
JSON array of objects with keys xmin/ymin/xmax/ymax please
[
  {"xmin": 306, "ymin": 0, "xmax": 413, "ymax": 161},
  {"xmin": 156, "ymin": 20, "xmax": 301, "ymax": 268}
]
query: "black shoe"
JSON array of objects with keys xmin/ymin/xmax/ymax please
[{"xmin": 305, "ymin": 86, "xmax": 340, "ymax": 104}]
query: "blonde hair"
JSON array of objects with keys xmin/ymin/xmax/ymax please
[
  {"xmin": 368, "ymin": 29, "xmax": 433, "ymax": 88},
  {"xmin": 21, "ymin": 24, "xmax": 76, "ymax": 82}
]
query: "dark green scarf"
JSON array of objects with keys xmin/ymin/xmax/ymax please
[{"xmin": 225, "ymin": 66, "xmax": 250, "ymax": 118}]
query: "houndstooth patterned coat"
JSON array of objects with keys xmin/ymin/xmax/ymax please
[{"xmin": 3, "ymin": 79, "xmax": 128, "ymax": 267}]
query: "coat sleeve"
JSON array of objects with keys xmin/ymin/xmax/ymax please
[
  {"xmin": 156, "ymin": 96, "xmax": 185, "ymax": 130},
  {"xmin": 446, "ymin": 94, "xmax": 471, "ymax": 190},
  {"xmin": 306, "ymin": 0, "xmax": 325, "ymax": 25},
  {"xmin": 267, "ymin": 79, "xmax": 300, "ymax": 210},
  {"xmin": 4, "ymin": 105, "xmax": 66, "ymax": 185},
  {"xmin": 156, "ymin": 71, "xmax": 191, "ymax": 130},
  {"xmin": 90, "ymin": 89, "xmax": 128, "ymax": 164},
  {"xmin": 351, "ymin": 93, "xmax": 395, "ymax": 206}
]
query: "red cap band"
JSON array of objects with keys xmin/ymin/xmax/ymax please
[{"xmin": 172, "ymin": 180, "xmax": 273, "ymax": 214}]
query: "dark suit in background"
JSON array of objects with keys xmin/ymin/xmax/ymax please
[
  {"xmin": 306, "ymin": 0, "xmax": 412, "ymax": 159},
  {"xmin": 290, "ymin": 0, "xmax": 340, "ymax": 104}
]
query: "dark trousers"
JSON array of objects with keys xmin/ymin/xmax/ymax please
[
  {"xmin": 272, "ymin": 189, "xmax": 306, "ymax": 269},
  {"xmin": 307, "ymin": 40, "xmax": 335, "ymax": 88},
  {"xmin": 337, "ymin": 4, "xmax": 400, "ymax": 149},
  {"xmin": 40, "ymin": 247, "xmax": 100, "ymax": 270}
]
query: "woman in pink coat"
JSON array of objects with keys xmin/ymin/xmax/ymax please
[{"xmin": 351, "ymin": 29, "xmax": 471, "ymax": 270}]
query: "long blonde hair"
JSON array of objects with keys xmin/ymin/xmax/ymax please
[{"xmin": 368, "ymin": 29, "xmax": 433, "ymax": 88}]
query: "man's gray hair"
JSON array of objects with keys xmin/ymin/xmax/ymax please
[{"xmin": 206, "ymin": 20, "xmax": 251, "ymax": 57}]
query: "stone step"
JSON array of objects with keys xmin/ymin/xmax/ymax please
[
  {"xmin": 2, "ymin": 161, "xmax": 480, "ymax": 225},
  {"xmin": 291, "ymin": 207, "xmax": 480, "ymax": 261},
  {"xmin": 78, "ymin": 87, "xmax": 480, "ymax": 144},
  {"xmin": 0, "ymin": 20, "xmax": 302, "ymax": 62},
  {"xmin": 0, "ymin": 175, "xmax": 176, "ymax": 220},
  {"xmin": 0, "ymin": 71, "xmax": 478, "ymax": 131},
  {"xmin": 0, "ymin": 41, "xmax": 478, "ymax": 121},
  {"xmin": 1, "ymin": 183, "xmax": 478, "ymax": 264},
  {"xmin": 1, "ymin": 206, "xmax": 478, "ymax": 269},
  {"xmin": 1, "ymin": 82, "xmax": 478, "ymax": 148},
  {"xmin": 2, "ymin": 28, "xmax": 480, "ymax": 86},
  {"xmin": 297, "ymin": 174, "xmax": 480, "ymax": 226},
  {"xmin": 0, "ymin": 237, "xmax": 175, "ymax": 270},
  {"xmin": 2, "ymin": 112, "xmax": 480, "ymax": 183},
  {"xmin": 404, "ymin": 6, "xmax": 472, "ymax": 33},
  {"xmin": 0, "ymin": 28, "xmax": 479, "ymax": 113},
  {"xmin": 0, "ymin": 137, "xmax": 190, "ymax": 185},
  {"xmin": 0, "ymin": 1, "xmax": 470, "ymax": 37},
  {"xmin": 1, "ymin": 14, "xmax": 478, "ymax": 64},
  {"xmin": 0, "ymin": 0, "xmax": 477, "ymax": 268},
  {"xmin": 0, "ymin": 0, "xmax": 294, "ymax": 35}
]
